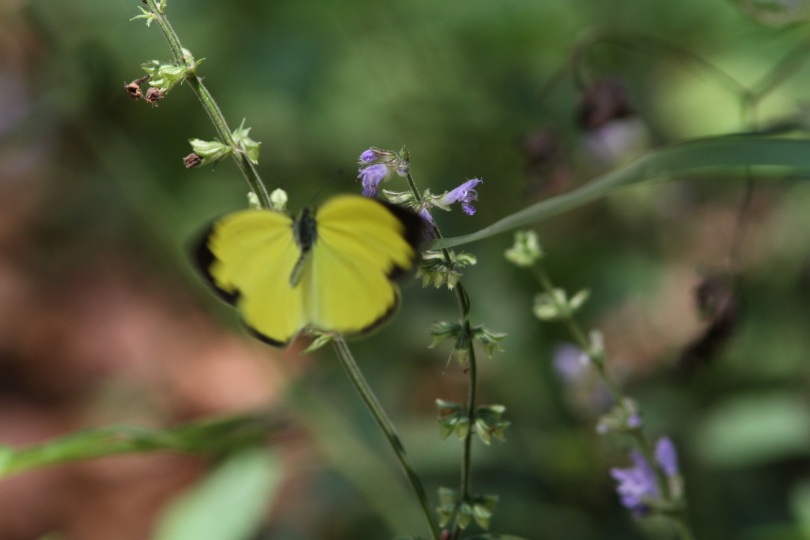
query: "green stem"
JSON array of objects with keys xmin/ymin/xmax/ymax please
[
  {"xmin": 403, "ymin": 168, "xmax": 480, "ymax": 538},
  {"xmin": 672, "ymin": 516, "xmax": 697, "ymax": 540},
  {"xmin": 332, "ymin": 338, "xmax": 441, "ymax": 540},
  {"xmin": 0, "ymin": 414, "xmax": 278, "ymax": 479},
  {"xmin": 144, "ymin": 0, "xmax": 272, "ymax": 209},
  {"xmin": 450, "ymin": 284, "xmax": 478, "ymax": 539},
  {"xmin": 531, "ymin": 261, "xmax": 695, "ymax": 538},
  {"xmin": 571, "ymin": 28, "xmax": 747, "ymax": 99}
]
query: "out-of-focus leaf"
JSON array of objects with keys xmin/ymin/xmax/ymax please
[
  {"xmin": 154, "ymin": 449, "xmax": 282, "ymax": 540},
  {"xmin": 694, "ymin": 394, "xmax": 810, "ymax": 467},
  {"xmin": 433, "ymin": 136, "xmax": 810, "ymax": 249},
  {"xmin": 730, "ymin": 0, "xmax": 810, "ymax": 27},
  {"xmin": 791, "ymin": 481, "xmax": 810, "ymax": 538},
  {"xmin": 0, "ymin": 414, "xmax": 284, "ymax": 479}
]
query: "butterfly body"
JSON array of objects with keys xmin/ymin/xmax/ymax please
[{"xmin": 194, "ymin": 195, "xmax": 423, "ymax": 347}]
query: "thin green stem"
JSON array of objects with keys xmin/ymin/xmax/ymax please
[
  {"xmin": 750, "ymin": 36, "xmax": 810, "ymax": 100},
  {"xmin": 143, "ymin": 0, "xmax": 272, "ymax": 209},
  {"xmin": 404, "ymin": 168, "xmax": 480, "ymax": 538},
  {"xmin": 332, "ymin": 338, "xmax": 441, "ymax": 540},
  {"xmin": 572, "ymin": 28, "xmax": 747, "ymax": 99},
  {"xmin": 672, "ymin": 516, "xmax": 697, "ymax": 540},
  {"xmin": 0, "ymin": 414, "xmax": 279, "ymax": 479},
  {"xmin": 530, "ymin": 260, "xmax": 694, "ymax": 539},
  {"xmin": 450, "ymin": 283, "xmax": 477, "ymax": 540}
]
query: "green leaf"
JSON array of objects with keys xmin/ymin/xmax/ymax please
[
  {"xmin": 0, "ymin": 414, "xmax": 280, "ymax": 479},
  {"xmin": 153, "ymin": 449, "xmax": 282, "ymax": 540},
  {"xmin": 791, "ymin": 481, "xmax": 810, "ymax": 537},
  {"xmin": 695, "ymin": 393, "xmax": 810, "ymax": 467},
  {"xmin": 432, "ymin": 136, "xmax": 810, "ymax": 249}
]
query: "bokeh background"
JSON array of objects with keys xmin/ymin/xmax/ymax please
[{"xmin": 2, "ymin": 0, "xmax": 810, "ymax": 538}]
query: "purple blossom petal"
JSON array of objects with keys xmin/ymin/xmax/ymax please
[
  {"xmin": 655, "ymin": 437, "xmax": 679, "ymax": 477},
  {"xmin": 357, "ymin": 163, "xmax": 388, "ymax": 198},
  {"xmin": 552, "ymin": 343, "xmax": 586, "ymax": 382},
  {"xmin": 359, "ymin": 148, "xmax": 376, "ymax": 163},
  {"xmin": 442, "ymin": 178, "xmax": 482, "ymax": 215},
  {"xmin": 627, "ymin": 413, "xmax": 643, "ymax": 429},
  {"xmin": 419, "ymin": 207, "xmax": 435, "ymax": 227},
  {"xmin": 610, "ymin": 451, "xmax": 659, "ymax": 515}
]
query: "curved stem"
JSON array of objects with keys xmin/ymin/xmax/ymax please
[
  {"xmin": 750, "ymin": 36, "xmax": 810, "ymax": 100},
  {"xmin": 144, "ymin": 0, "xmax": 272, "ymax": 209},
  {"xmin": 332, "ymin": 338, "xmax": 441, "ymax": 540},
  {"xmin": 571, "ymin": 28, "xmax": 747, "ymax": 98}
]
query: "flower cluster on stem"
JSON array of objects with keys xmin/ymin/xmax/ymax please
[
  {"xmin": 357, "ymin": 147, "xmax": 483, "ymax": 230},
  {"xmin": 357, "ymin": 147, "xmax": 505, "ymax": 537},
  {"xmin": 505, "ymin": 230, "xmax": 694, "ymax": 539}
]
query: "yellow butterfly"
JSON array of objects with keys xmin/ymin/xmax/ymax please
[{"xmin": 194, "ymin": 194, "xmax": 424, "ymax": 347}]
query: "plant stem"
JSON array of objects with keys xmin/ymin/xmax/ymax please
[
  {"xmin": 144, "ymin": 0, "xmax": 272, "ymax": 209},
  {"xmin": 332, "ymin": 338, "xmax": 441, "ymax": 540},
  {"xmin": 530, "ymin": 260, "xmax": 695, "ymax": 539},
  {"xmin": 449, "ymin": 283, "xmax": 478, "ymax": 539},
  {"xmin": 403, "ymin": 169, "xmax": 480, "ymax": 538},
  {"xmin": 0, "ymin": 414, "xmax": 279, "ymax": 478}
]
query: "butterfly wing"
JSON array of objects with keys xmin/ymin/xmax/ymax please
[
  {"xmin": 194, "ymin": 209, "xmax": 307, "ymax": 347},
  {"xmin": 305, "ymin": 195, "xmax": 422, "ymax": 336}
]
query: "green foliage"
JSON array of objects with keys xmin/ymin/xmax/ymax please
[
  {"xmin": 153, "ymin": 449, "xmax": 282, "ymax": 540},
  {"xmin": 12, "ymin": 0, "xmax": 810, "ymax": 537},
  {"xmin": 0, "ymin": 415, "xmax": 279, "ymax": 479}
]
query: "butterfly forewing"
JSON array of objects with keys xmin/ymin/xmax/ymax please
[{"xmin": 198, "ymin": 210, "xmax": 306, "ymax": 346}]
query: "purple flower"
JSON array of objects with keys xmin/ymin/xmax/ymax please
[
  {"xmin": 358, "ymin": 163, "xmax": 389, "ymax": 197},
  {"xmin": 442, "ymin": 178, "xmax": 482, "ymax": 215},
  {"xmin": 655, "ymin": 437, "xmax": 679, "ymax": 477},
  {"xmin": 627, "ymin": 413, "xmax": 643, "ymax": 429},
  {"xmin": 610, "ymin": 451, "xmax": 659, "ymax": 515},
  {"xmin": 611, "ymin": 436, "xmax": 680, "ymax": 515},
  {"xmin": 419, "ymin": 207, "xmax": 436, "ymax": 227},
  {"xmin": 552, "ymin": 343, "xmax": 587, "ymax": 382},
  {"xmin": 359, "ymin": 148, "xmax": 377, "ymax": 163}
]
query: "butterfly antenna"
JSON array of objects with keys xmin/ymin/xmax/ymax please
[{"xmin": 309, "ymin": 169, "xmax": 349, "ymax": 205}]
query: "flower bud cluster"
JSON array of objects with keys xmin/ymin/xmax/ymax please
[
  {"xmin": 356, "ymin": 147, "xmax": 483, "ymax": 228},
  {"xmin": 436, "ymin": 487, "xmax": 498, "ymax": 531},
  {"xmin": 611, "ymin": 437, "xmax": 684, "ymax": 516},
  {"xmin": 184, "ymin": 120, "xmax": 260, "ymax": 169},
  {"xmin": 129, "ymin": 48, "xmax": 201, "ymax": 104},
  {"xmin": 417, "ymin": 249, "xmax": 477, "ymax": 290},
  {"xmin": 428, "ymin": 322, "xmax": 506, "ymax": 366}
]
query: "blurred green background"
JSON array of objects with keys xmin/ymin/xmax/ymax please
[{"xmin": 2, "ymin": 0, "xmax": 810, "ymax": 538}]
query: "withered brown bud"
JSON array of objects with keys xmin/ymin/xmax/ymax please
[
  {"xmin": 678, "ymin": 274, "xmax": 739, "ymax": 376},
  {"xmin": 125, "ymin": 82, "xmax": 142, "ymax": 99},
  {"xmin": 183, "ymin": 153, "xmax": 203, "ymax": 168},
  {"xmin": 145, "ymin": 87, "xmax": 164, "ymax": 104},
  {"xmin": 124, "ymin": 76, "xmax": 149, "ymax": 100},
  {"xmin": 577, "ymin": 78, "xmax": 634, "ymax": 131},
  {"xmin": 520, "ymin": 129, "xmax": 573, "ymax": 196}
]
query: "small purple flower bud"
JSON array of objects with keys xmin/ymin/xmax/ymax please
[
  {"xmin": 552, "ymin": 343, "xmax": 587, "ymax": 382},
  {"xmin": 419, "ymin": 207, "xmax": 436, "ymax": 227},
  {"xmin": 359, "ymin": 148, "xmax": 377, "ymax": 163},
  {"xmin": 610, "ymin": 451, "xmax": 659, "ymax": 515},
  {"xmin": 655, "ymin": 437, "xmax": 679, "ymax": 477},
  {"xmin": 442, "ymin": 178, "xmax": 482, "ymax": 215},
  {"xmin": 627, "ymin": 413, "xmax": 643, "ymax": 429},
  {"xmin": 358, "ymin": 163, "xmax": 389, "ymax": 198}
]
